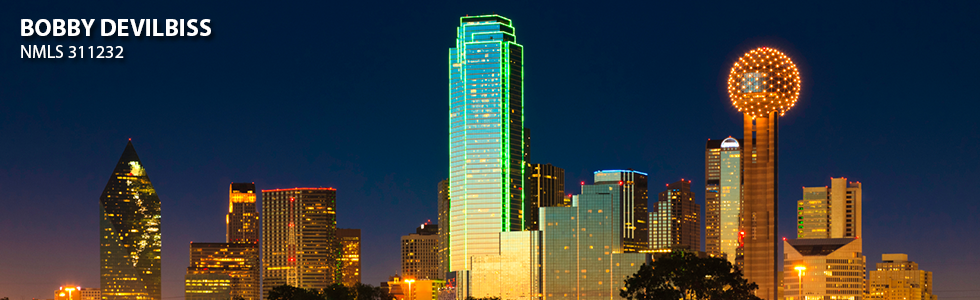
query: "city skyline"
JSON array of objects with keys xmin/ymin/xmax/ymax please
[{"xmin": 2, "ymin": 2, "xmax": 979, "ymax": 300}]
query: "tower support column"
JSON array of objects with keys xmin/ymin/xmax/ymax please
[{"xmin": 741, "ymin": 111, "xmax": 778, "ymax": 300}]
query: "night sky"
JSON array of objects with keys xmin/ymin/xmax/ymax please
[{"xmin": 2, "ymin": 1, "xmax": 979, "ymax": 299}]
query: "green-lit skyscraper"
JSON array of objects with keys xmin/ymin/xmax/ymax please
[
  {"xmin": 448, "ymin": 14, "xmax": 525, "ymax": 272},
  {"xmin": 100, "ymin": 141, "xmax": 162, "ymax": 300}
]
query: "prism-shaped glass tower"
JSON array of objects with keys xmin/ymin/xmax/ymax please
[
  {"xmin": 448, "ymin": 14, "xmax": 525, "ymax": 272},
  {"xmin": 100, "ymin": 141, "xmax": 162, "ymax": 300}
]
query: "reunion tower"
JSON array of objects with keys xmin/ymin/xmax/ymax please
[{"xmin": 727, "ymin": 47, "xmax": 801, "ymax": 300}]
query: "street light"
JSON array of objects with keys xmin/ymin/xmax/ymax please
[
  {"xmin": 794, "ymin": 266, "xmax": 806, "ymax": 300},
  {"xmin": 404, "ymin": 279, "xmax": 415, "ymax": 300}
]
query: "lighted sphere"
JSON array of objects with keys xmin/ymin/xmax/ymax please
[{"xmin": 727, "ymin": 47, "xmax": 801, "ymax": 118}]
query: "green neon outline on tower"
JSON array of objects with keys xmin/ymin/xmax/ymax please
[{"xmin": 448, "ymin": 14, "xmax": 524, "ymax": 272}]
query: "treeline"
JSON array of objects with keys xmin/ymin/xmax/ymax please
[{"xmin": 267, "ymin": 283, "xmax": 395, "ymax": 300}]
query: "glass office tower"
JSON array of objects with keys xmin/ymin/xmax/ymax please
[
  {"xmin": 705, "ymin": 137, "xmax": 743, "ymax": 263},
  {"xmin": 185, "ymin": 242, "xmax": 259, "ymax": 300},
  {"xmin": 227, "ymin": 183, "xmax": 259, "ymax": 244},
  {"xmin": 448, "ymin": 14, "xmax": 525, "ymax": 272},
  {"xmin": 337, "ymin": 228, "xmax": 362, "ymax": 286},
  {"xmin": 100, "ymin": 141, "xmax": 161, "ymax": 300},
  {"xmin": 261, "ymin": 188, "xmax": 338, "ymax": 298},
  {"xmin": 593, "ymin": 170, "xmax": 648, "ymax": 252},
  {"xmin": 541, "ymin": 182, "xmax": 648, "ymax": 300}
]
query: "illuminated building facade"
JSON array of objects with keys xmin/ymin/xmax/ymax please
[
  {"xmin": 184, "ymin": 273, "xmax": 232, "ymax": 300},
  {"xmin": 337, "ymin": 228, "xmax": 361, "ymax": 286},
  {"xmin": 525, "ymin": 163, "xmax": 566, "ymax": 230},
  {"xmin": 540, "ymin": 182, "xmax": 649, "ymax": 300},
  {"xmin": 437, "ymin": 179, "xmax": 450, "ymax": 278},
  {"xmin": 228, "ymin": 183, "xmax": 259, "ymax": 244},
  {"xmin": 705, "ymin": 138, "xmax": 742, "ymax": 262},
  {"xmin": 185, "ymin": 242, "xmax": 259, "ymax": 300},
  {"xmin": 783, "ymin": 238, "xmax": 865, "ymax": 300},
  {"xmin": 799, "ymin": 178, "xmax": 862, "ymax": 239},
  {"xmin": 80, "ymin": 288, "xmax": 100, "ymax": 300},
  {"xmin": 99, "ymin": 141, "xmax": 161, "ymax": 300},
  {"xmin": 467, "ymin": 231, "xmax": 541, "ymax": 300},
  {"xmin": 261, "ymin": 188, "xmax": 338, "ymax": 297},
  {"xmin": 593, "ymin": 170, "xmax": 648, "ymax": 252},
  {"xmin": 650, "ymin": 180, "xmax": 700, "ymax": 251},
  {"xmin": 55, "ymin": 287, "xmax": 99, "ymax": 300},
  {"xmin": 728, "ymin": 47, "xmax": 802, "ymax": 300},
  {"xmin": 403, "ymin": 224, "xmax": 441, "ymax": 280},
  {"xmin": 448, "ymin": 14, "xmax": 525, "ymax": 272},
  {"xmin": 382, "ymin": 275, "xmax": 406, "ymax": 300},
  {"xmin": 409, "ymin": 279, "xmax": 447, "ymax": 300},
  {"xmin": 866, "ymin": 254, "xmax": 936, "ymax": 300}
]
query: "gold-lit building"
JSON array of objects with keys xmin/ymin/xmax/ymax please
[
  {"xmin": 99, "ymin": 141, "xmax": 162, "ymax": 300},
  {"xmin": 524, "ymin": 163, "xmax": 566, "ymax": 231},
  {"xmin": 650, "ymin": 180, "xmax": 700, "ymax": 251},
  {"xmin": 407, "ymin": 279, "xmax": 447, "ymax": 300},
  {"xmin": 185, "ymin": 242, "xmax": 259, "ymax": 300},
  {"xmin": 799, "ymin": 178, "xmax": 862, "ymax": 239},
  {"xmin": 228, "ymin": 183, "xmax": 260, "ymax": 244},
  {"xmin": 183, "ymin": 182, "xmax": 261, "ymax": 299},
  {"xmin": 593, "ymin": 170, "xmax": 649, "ymax": 253},
  {"xmin": 402, "ymin": 224, "xmax": 440, "ymax": 280},
  {"xmin": 727, "ymin": 47, "xmax": 802, "ymax": 300},
  {"xmin": 55, "ymin": 287, "xmax": 99, "ymax": 300},
  {"xmin": 184, "ymin": 273, "xmax": 232, "ymax": 300},
  {"xmin": 436, "ymin": 179, "xmax": 450, "ymax": 279},
  {"xmin": 783, "ymin": 238, "xmax": 865, "ymax": 300},
  {"xmin": 866, "ymin": 254, "xmax": 937, "ymax": 300},
  {"xmin": 705, "ymin": 137, "xmax": 742, "ymax": 262},
  {"xmin": 337, "ymin": 228, "xmax": 361, "ymax": 286},
  {"xmin": 261, "ymin": 187, "xmax": 338, "ymax": 297}
]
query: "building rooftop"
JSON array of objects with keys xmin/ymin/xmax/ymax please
[{"xmin": 786, "ymin": 238, "xmax": 857, "ymax": 256}]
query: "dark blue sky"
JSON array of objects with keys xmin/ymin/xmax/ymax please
[{"xmin": 2, "ymin": 0, "xmax": 979, "ymax": 299}]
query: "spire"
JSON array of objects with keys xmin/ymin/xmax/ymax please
[{"xmin": 117, "ymin": 140, "xmax": 142, "ymax": 165}]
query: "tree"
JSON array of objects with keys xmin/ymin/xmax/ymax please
[
  {"xmin": 352, "ymin": 283, "xmax": 395, "ymax": 300},
  {"xmin": 267, "ymin": 283, "xmax": 394, "ymax": 300},
  {"xmin": 268, "ymin": 284, "xmax": 325, "ymax": 300},
  {"xmin": 620, "ymin": 250, "xmax": 763, "ymax": 300},
  {"xmin": 324, "ymin": 283, "xmax": 355, "ymax": 300}
]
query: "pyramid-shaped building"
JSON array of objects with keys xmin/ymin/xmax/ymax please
[{"xmin": 100, "ymin": 141, "xmax": 161, "ymax": 300}]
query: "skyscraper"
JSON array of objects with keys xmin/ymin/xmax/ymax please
[
  {"xmin": 228, "ymin": 183, "xmax": 260, "ymax": 244},
  {"xmin": 436, "ymin": 179, "xmax": 450, "ymax": 278},
  {"xmin": 402, "ymin": 224, "xmax": 441, "ymax": 280},
  {"xmin": 183, "ymin": 183, "xmax": 260, "ymax": 299},
  {"xmin": 650, "ymin": 180, "xmax": 700, "ymax": 251},
  {"xmin": 261, "ymin": 188, "xmax": 338, "ymax": 296},
  {"xmin": 448, "ymin": 14, "xmax": 525, "ymax": 272},
  {"xmin": 337, "ymin": 228, "xmax": 361, "ymax": 286},
  {"xmin": 727, "ymin": 47, "xmax": 802, "ymax": 299},
  {"xmin": 185, "ymin": 242, "xmax": 259, "ymax": 300},
  {"xmin": 705, "ymin": 137, "xmax": 743, "ymax": 262},
  {"xmin": 525, "ymin": 163, "xmax": 566, "ymax": 230},
  {"xmin": 593, "ymin": 170, "xmax": 648, "ymax": 252},
  {"xmin": 798, "ymin": 178, "xmax": 862, "ymax": 239},
  {"xmin": 100, "ymin": 141, "xmax": 161, "ymax": 300},
  {"xmin": 866, "ymin": 254, "xmax": 936, "ymax": 300}
]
